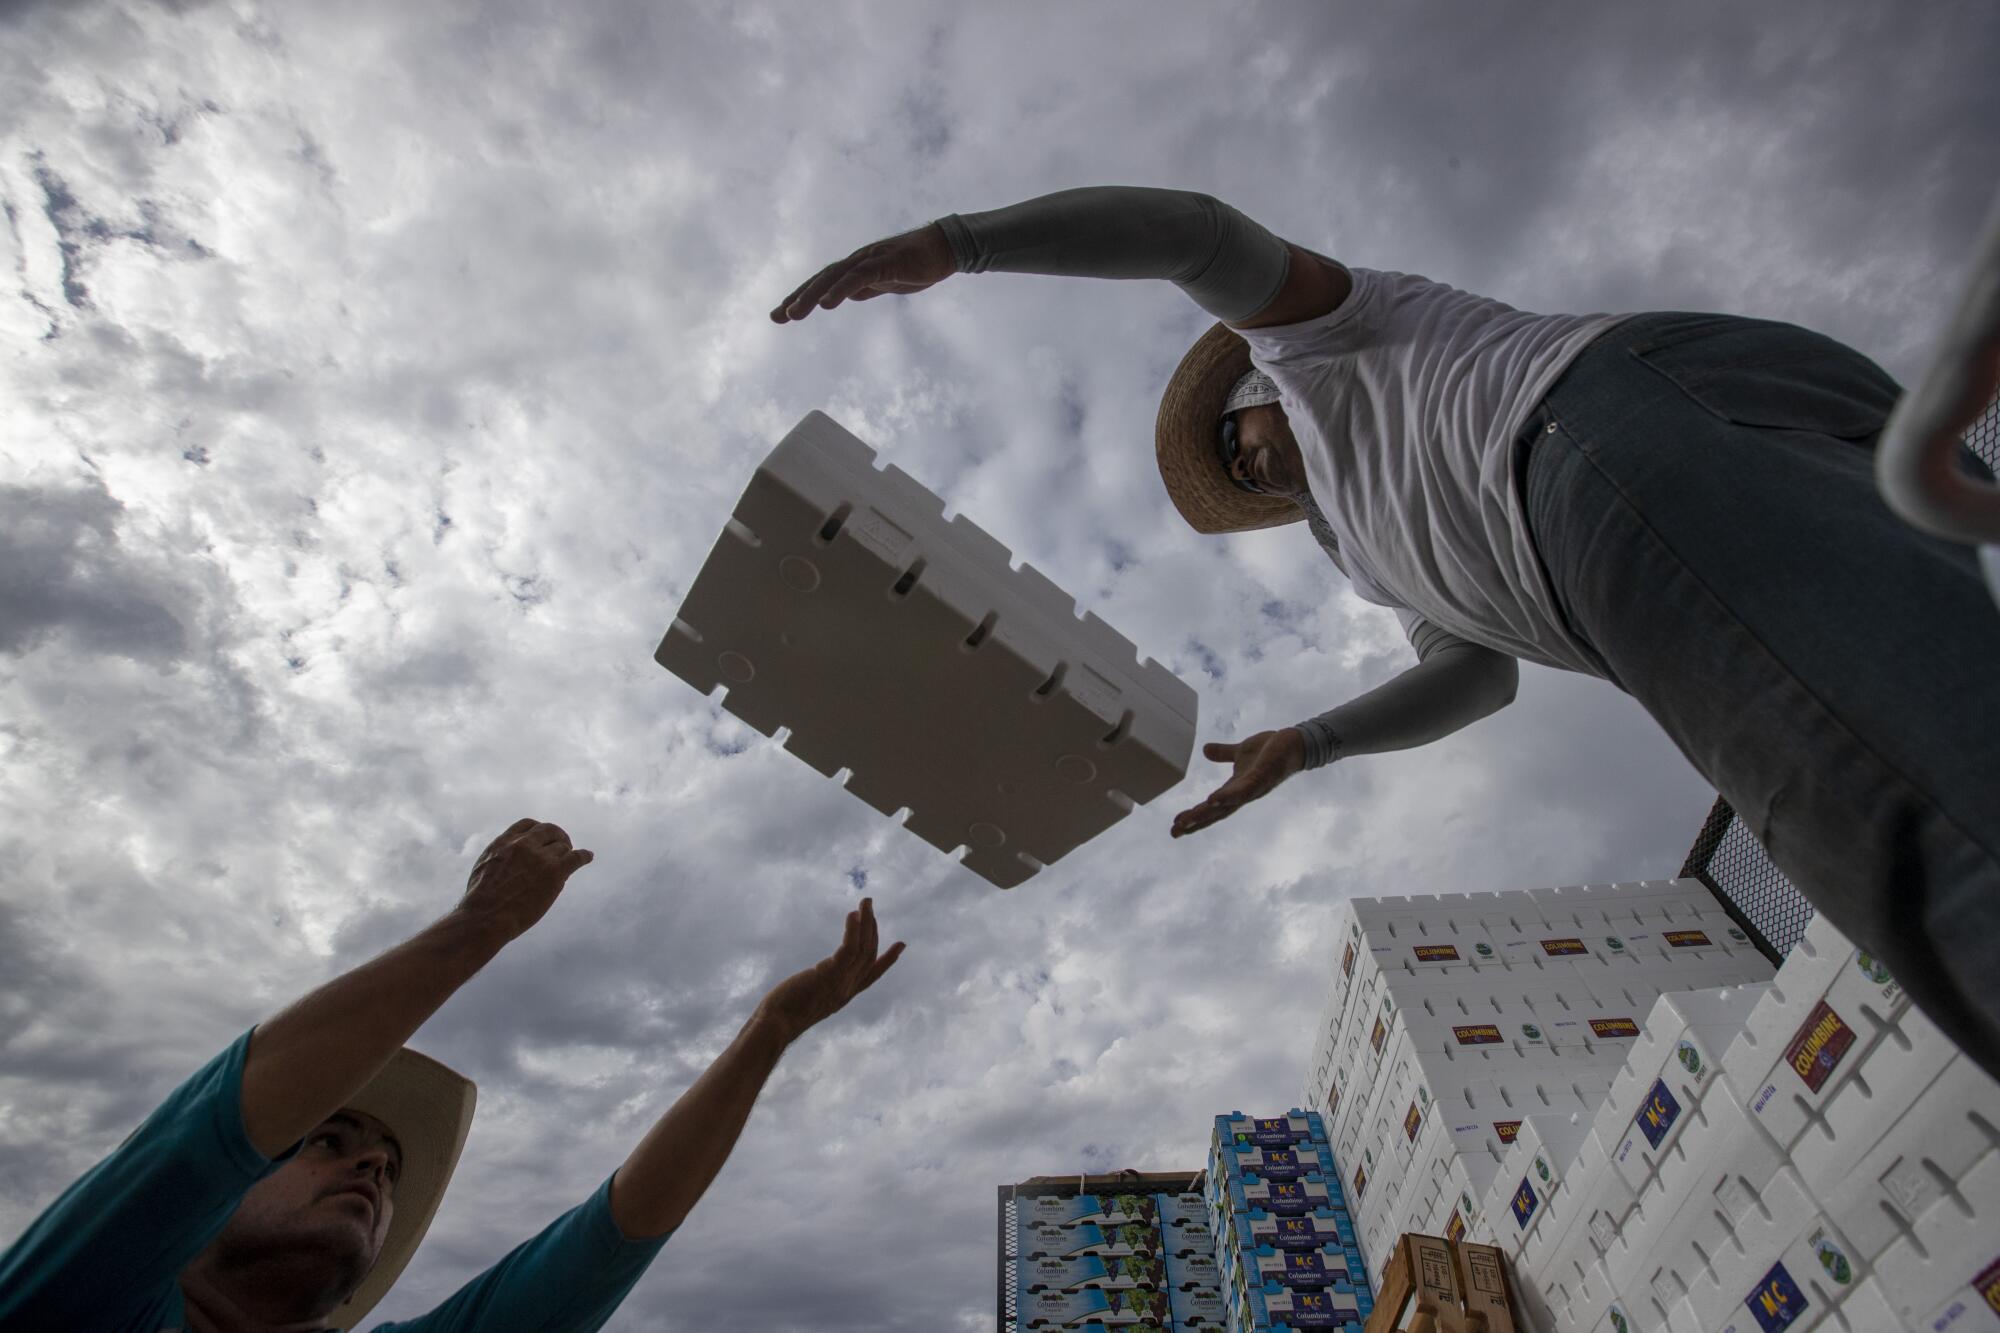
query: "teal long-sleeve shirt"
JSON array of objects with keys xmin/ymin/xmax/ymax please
[{"xmin": 0, "ymin": 1031, "xmax": 671, "ymax": 1330}]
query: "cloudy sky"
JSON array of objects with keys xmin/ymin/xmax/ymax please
[{"xmin": 2, "ymin": 1, "xmax": 1996, "ymax": 1327}]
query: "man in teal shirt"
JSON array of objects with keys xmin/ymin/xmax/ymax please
[{"xmin": 0, "ymin": 817, "xmax": 905, "ymax": 1330}]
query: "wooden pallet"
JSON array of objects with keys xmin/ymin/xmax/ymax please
[{"xmin": 1361, "ymin": 1234, "xmax": 1520, "ymax": 1333}]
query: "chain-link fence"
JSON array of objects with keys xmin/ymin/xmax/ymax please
[{"xmin": 1682, "ymin": 395, "xmax": 1998, "ymax": 962}]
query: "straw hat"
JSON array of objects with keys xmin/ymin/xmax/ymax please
[
  {"xmin": 1154, "ymin": 321, "xmax": 1306, "ymax": 534},
  {"xmin": 326, "ymin": 1049, "xmax": 477, "ymax": 1328}
]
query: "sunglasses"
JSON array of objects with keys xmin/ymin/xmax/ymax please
[{"xmin": 1216, "ymin": 413, "xmax": 1267, "ymax": 495}]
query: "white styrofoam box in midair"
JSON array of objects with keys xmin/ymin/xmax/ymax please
[
  {"xmin": 656, "ymin": 411, "xmax": 1196, "ymax": 888},
  {"xmin": 1873, "ymin": 1143, "xmax": 2000, "ymax": 1329},
  {"xmin": 1819, "ymin": 1051, "xmax": 2000, "ymax": 1263}
]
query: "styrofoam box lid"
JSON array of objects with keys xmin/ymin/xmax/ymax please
[{"xmin": 657, "ymin": 411, "xmax": 1196, "ymax": 888}]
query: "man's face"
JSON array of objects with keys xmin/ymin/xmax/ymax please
[
  {"xmin": 1223, "ymin": 402, "xmax": 1309, "ymax": 497},
  {"xmin": 206, "ymin": 1109, "xmax": 402, "ymax": 1300}
]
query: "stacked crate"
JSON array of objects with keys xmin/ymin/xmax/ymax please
[
  {"xmin": 1526, "ymin": 910, "xmax": 2000, "ymax": 1332},
  {"xmin": 1298, "ymin": 881, "xmax": 1777, "ymax": 1290},
  {"xmin": 1208, "ymin": 1112, "xmax": 1372, "ymax": 1331},
  {"xmin": 1014, "ymin": 1188, "xmax": 1225, "ymax": 1329}
]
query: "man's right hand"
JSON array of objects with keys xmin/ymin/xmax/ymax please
[
  {"xmin": 770, "ymin": 223, "xmax": 956, "ymax": 324},
  {"xmin": 1169, "ymin": 729, "xmax": 1307, "ymax": 838},
  {"xmin": 454, "ymin": 818, "xmax": 594, "ymax": 943}
]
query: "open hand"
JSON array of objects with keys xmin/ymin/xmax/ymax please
[
  {"xmin": 770, "ymin": 224, "xmax": 956, "ymax": 324},
  {"xmin": 753, "ymin": 898, "xmax": 906, "ymax": 1044},
  {"xmin": 455, "ymin": 818, "xmax": 594, "ymax": 942},
  {"xmin": 1169, "ymin": 729, "xmax": 1307, "ymax": 838}
]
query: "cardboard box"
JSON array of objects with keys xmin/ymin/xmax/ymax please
[
  {"xmin": 1023, "ymin": 1222, "xmax": 1162, "ymax": 1260},
  {"xmin": 1216, "ymin": 1111, "xmax": 1330, "ymax": 1149},
  {"xmin": 1019, "ymin": 1253, "xmax": 1169, "ymax": 1293},
  {"xmin": 1019, "ymin": 1285, "xmax": 1171, "ymax": 1326},
  {"xmin": 1023, "ymin": 1193, "xmax": 1167, "ymax": 1229}
]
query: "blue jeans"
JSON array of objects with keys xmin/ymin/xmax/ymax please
[{"xmin": 1523, "ymin": 312, "xmax": 2000, "ymax": 1080}]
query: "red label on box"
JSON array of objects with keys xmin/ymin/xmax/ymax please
[
  {"xmin": 1444, "ymin": 1209, "xmax": 1466, "ymax": 1243},
  {"xmin": 1404, "ymin": 1102, "xmax": 1422, "ymax": 1141},
  {"xmin": 1664, "ymin": 929, "xmax": 1712, "ymax": 948},
  {"xmin": 1785, "ymin": 1000, "xmax": 1857, "ymax": 1092},
  {"xmin": 1454, "ymin": 1024, "xmax": 1504, "ymax": 1045},
  {"xmin": 1540, "ymin": 937, "xmax": 1587, "ymax": 956},
  {"xmin": 1589, "ymin": 1017, "xmax": 1640, "ymax": 1039},
  {"xmin": 1413, "ymin": 944, "xmax": 1460, "ymax": 962},
  {"xmin": 1976, "ymin": 1255, "xmax": 2000, "ymax": 1316},
  {"xmin": 1493, "ymin": 1119, "xmax": 1523, "ymax": 1143},
  {"xmin": 1341, "ymin": 942, "xmax": 1355, "ymax": 978},
  {"xmin": 1371, "ymin": 1018, "xmax": 1387, "ymax": 1053},
  {"xmin": 1326, "ymin": 1078, "xmax": 1341, "ymax": 1121},
  {"xmin": 1351, "ymin": 1163, "xmax": 1367, "ymax": 1199}
]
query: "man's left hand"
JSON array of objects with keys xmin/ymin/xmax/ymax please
[{"xmin": 753, "ymin": 899, "xmax": 906, "ymax": 1045}]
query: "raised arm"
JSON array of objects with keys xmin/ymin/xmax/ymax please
[
  {"xmin": 771, "ymin": 186, "xmax": 1348, "ymax": 329},
  {"xmin": 238, "ymin": 818, "xmax": 592, "ymax": 1157},
  {"xmin": 1171, "ymin": 634, "xmax": 1519, "ymax": 837},
  {"xmin": 606, "ymin": 899, "xmax": 904, "ymax": 1239}
]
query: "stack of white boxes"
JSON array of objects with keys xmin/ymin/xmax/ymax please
[
  {"xmin": 1534, "ymin": 910, "xmax": 2000, "ymax": 1333},
  {"xmin": 1305, "ymin": 883, "xmax": 2000, "ymax": 1332},
  {"xmin": 1299, "ymin": 881, "xmax": 1775, "ymax": 1299}
]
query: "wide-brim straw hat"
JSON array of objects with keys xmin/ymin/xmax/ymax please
[
  {"xmin": 1154, "ymin": 321, "xmax": 1306, "ymax": 534},
  {"xmin": 327, "ymin": 1048, "xmax": 477, "ymax": 1328}
]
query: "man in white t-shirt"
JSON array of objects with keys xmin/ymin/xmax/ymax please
[{"xmin": 770, "ymin": 186, "xmax": 2000, "ymax": 1082}]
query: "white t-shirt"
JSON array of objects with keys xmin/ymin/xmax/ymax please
[{"xmin": 1240, "ymin": 266, "xmax": 1627, "ymax": 676}]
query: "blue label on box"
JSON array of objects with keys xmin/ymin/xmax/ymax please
[
  {"xmin": 1747, "ymin": 1261, "xmax": 1808, "ymax": 1331},
  {"xmin": 1510, "ymin": 1177, "xmax": 1539, "ymax": 1229},
  {"xmin": 1638, "ymin": 1077, "xmax": 1683, "ymax": 1150}
]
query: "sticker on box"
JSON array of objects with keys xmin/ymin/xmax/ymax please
[
  {"xmin": 1784, "ymin": 1000, "xmax": 1857, "ymax": 1093},
  {"xmin": 1413, "ymin": 944, "xmax": 1460, "ymax": 962},
  {"xmin": 1590, "ymin": 1016, "xmax": 1641, "ymax": 1039},
  {"xmin": 1745, "ymin": 1260, "xmax": 1808, "ymax": 1332},
  {"xmin": 1403, "ymin": 1102, "xmax": 1423, "ymax": 1142},
  {"xmin": 1666, "ymin": 929, "xmax": 1714, "ymax": 948},
  {"xmin": 1454, "ymin": 1024, "xmax": 1504, "ymax": 1046},
  {"xmin": 1511, "ymin": 1177, "xmax": 1539, "ymax": 1229},
  {"xmin": 1637, "ymin": 1078, "xmax": 1684, "ymax": 1150},
  {"xmin": 1494, "ymin": 1120, "xmax": 1523, "ymax": 1144},
  {"xmin": 1542, "ymin": 937, "xmax": 1588, "ymax": 956}
]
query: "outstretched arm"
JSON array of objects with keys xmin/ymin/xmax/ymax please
[
  {"xmin": 606, "ymin": 899, "xmax": 905, "ymax": 1239},
  {"xmin": 1172, "ymin": 637, "xmax": 1518, "ymax": 837},
  {"xmin": 772, "ymin": 186, "xmax": 1348, "ymax": 329},
  {"xmin": 238, "ymin": 818, "xmax": 593, "ymax": 1157}
]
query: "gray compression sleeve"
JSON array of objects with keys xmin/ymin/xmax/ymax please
[
  {"xmin": 1292, "ymin": 636, "xmax": 1520, "ymax": 770},
  {"xmin": 932, "ymin": 186, "xmax": 1292, "ymax": 324}
]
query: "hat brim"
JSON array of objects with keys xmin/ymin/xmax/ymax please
[
  {"xmin": 1154, "ymin": 322, "xmax": 1305, "ymax": 534},
  {"xmin": 328, "ymin": 1048, "xmax": 477, "ymax": 1327}
]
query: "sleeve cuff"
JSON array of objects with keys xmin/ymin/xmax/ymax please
[{"xmin": 1292, "ymin": 719, "xmax": 1341, "ymax": 771}]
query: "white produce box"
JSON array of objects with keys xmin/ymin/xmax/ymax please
[{"xmin": 657, "ymin": 411, "xmax": 1196, "ymax": 887}]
